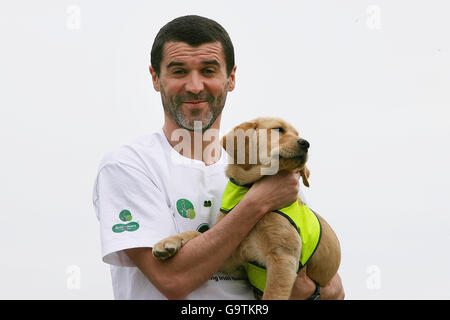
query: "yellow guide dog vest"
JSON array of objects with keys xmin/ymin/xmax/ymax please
[{"xmin": 220, "ymin": 178, "xmax": 322, "ymax": 295}]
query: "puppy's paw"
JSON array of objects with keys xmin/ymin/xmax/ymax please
[{"xmin": 152, "ymin": 236, "xmax": 182, "ymax": 260}]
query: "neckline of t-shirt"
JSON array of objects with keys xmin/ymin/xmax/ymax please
[{"xmin": 158, "ymin": 127, "xmax": 228, "ymax": 170}]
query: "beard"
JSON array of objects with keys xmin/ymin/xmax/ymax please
[{"xmin": 160, "ymin": 83, "xmax": 228, "ymax": 132}]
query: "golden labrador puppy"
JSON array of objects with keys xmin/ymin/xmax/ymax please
[{"xmin": 153, "ymin": 117, "xmax": 341, "ymax": 299}]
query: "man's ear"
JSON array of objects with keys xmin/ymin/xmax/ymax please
[
  {"xmin": 300, "ymin": 166, "xmax": 310, "ymax": 187},
  {"xmin": 227, "ymin": 65, "xmax": 237, "ymax": 92},
  {"xmin": 149, "ymin": 65, "xmax": 160, "ymax": 92}
]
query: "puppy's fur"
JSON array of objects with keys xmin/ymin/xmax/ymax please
[{"xmin": 153, "ymin": 117, "xmax": 341, "ymax": 299}]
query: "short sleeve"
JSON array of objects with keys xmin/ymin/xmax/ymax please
[{"xmin": 93, "ymin": 162, "xmax": 177, "ymax": 267}]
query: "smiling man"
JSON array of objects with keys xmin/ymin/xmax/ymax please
[
  {"xmin": 93, "ymin": 15, "xmax": 344, "ymax": 300},
  {"xmin": 159, "ymin": 43, "xmax": 228, "ymax": 132}
]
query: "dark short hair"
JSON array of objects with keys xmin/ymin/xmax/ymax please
[{"xmin": 151, "ymin": 15, "xmax": 235, "ymax": 77}]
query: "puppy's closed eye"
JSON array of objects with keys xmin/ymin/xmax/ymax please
[{"xmin": 273, "ymin": 127, "xmax": 285, "ymax": 134}]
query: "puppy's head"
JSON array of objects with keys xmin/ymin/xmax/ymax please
[{"xmin": 221, "ymin": 117, "xmax": 310, "ymax": 186}]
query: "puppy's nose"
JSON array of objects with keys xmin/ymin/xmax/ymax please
[{"xmin": 297, "ymin": 139, "xmax": 310, "ymax": 151}]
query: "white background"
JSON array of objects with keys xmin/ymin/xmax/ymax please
[{"xmin": 0, "ymin": 0, "xmax": 449, "ymax": 299}]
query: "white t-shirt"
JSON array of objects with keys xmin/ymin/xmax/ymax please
[{"xmin": 92, "ymin": 128, "xmax": 255, "ymax": 299}]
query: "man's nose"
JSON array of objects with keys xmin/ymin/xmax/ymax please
[
  {"xmin": 185, "ymin": 71, "xmax": 204, "ymax": 94},
  {"xmin": 297, "ymin": 139, "xmax": 310, "ymax": 152}
]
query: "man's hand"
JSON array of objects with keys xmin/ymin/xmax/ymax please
[
  {"xmin": 246, "ymin": 170, "xmax": 300, "ymax": 213},
  {"xmin": 290, "ymin": 267, "xmax": 345, "ymax": 300},
  {"xmin": 320, "ymin": 272, "xmax": 345, "ymax": 300}
]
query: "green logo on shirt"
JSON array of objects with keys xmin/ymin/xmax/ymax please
[
  {"xmin": 176, "ymin": 199, "xmax": 196, "ymax": 219},
  {"xmin": 119, "ymin": 209, "xmax": 133, "ymax": 221},
  {"xmin": 113, "ymin": 210, "xmax": 139, "ymax": 233},
  {"xmin": 203, "ymin": 200, "xmax": 212, "ymax": 207}
]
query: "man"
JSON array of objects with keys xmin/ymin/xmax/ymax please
[{"xmin": 93, "ymin": 15, "xmax": 344, "ymax": 300}]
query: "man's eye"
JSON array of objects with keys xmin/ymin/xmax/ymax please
[
  {"xmin": 202, "ymin": 68, "xmax": 216, "ymax": 74},
  {"xmin": 173, "ymin": 69, "xmax": 186, "ymax": 74}
]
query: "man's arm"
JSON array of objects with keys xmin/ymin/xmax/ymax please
[
  {"xmin": 125, "ymin": 170, "xmax": 301, "ymax": 299},
  {"xmin": 125, "ymin": 196, "xmax": 265, "ymax": 299}
]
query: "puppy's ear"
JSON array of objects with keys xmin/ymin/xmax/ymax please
[
  {"xmin": 300, "ymin": 166, "xmax": 310, "ymax": 187},
  {"xmin": 221, "ymin": 121, "xmax": 257, "ymax": 170},
  {"xmin": 221, "ymin": 135, "xmax": 227, "ymax": 151},
  {"xmin": 236, "ymin": 121, "xmax": 257, "ymax": 131},
  {"xmin": 221, "ymin": 132, "xmax": 235, "ymax": 156}
]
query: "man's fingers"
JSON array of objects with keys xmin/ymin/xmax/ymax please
[
  {"xmin": 319, "ymin": 273, "xmax": 345, "ymax": 300},
  {"xmin": 290, "ymin": 170, "xmax": 301, "ymax": 183},
  {"xmin": 297, "ymin": 265, "xmax": 307, "ymax": 277}
]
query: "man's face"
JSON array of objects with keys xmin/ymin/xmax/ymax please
[{"xmin": 151, "ymin": 41, "xmax": 236, "ymax": 132}]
